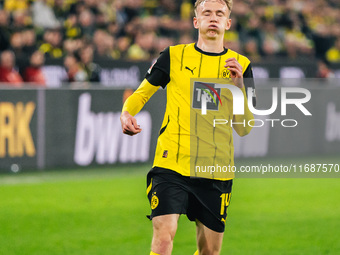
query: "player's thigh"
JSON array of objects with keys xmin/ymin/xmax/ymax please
[
  {"xmin": 147, "ymin": 169, "xmax": 189, "ymax": 218},
  {"xmin": 151, "ymin": 214, "xmax": 180, "ymax": 255},
  {"xmin": 152, "ymin": 214, "xmax": 180, "ymax": 239},
  {"xmin": 196, "ymin": 219, "xmax": 224, "ymax": 255}
]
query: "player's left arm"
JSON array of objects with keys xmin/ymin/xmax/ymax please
[{"xmin": 225, "ymin": 58, "xmax": 256, "ymax": 136}]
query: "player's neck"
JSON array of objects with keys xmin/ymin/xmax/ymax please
[{"xmin": 196, "ymin": 37, "xmax": 224, "ymax": 53}]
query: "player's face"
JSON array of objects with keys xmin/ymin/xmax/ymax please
[{"xmin": 193, "ymin": 0, "xmax": 231, "ymax": 39}]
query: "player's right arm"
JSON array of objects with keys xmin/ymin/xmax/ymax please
[
  {"xmin": 120, "ymin": 47, "xmax": 171, "ymax": 136},
  {"xmin": 120, "ymin": 79, "xmax": 159, "ymax": 136}
]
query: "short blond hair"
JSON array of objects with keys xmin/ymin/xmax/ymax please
[{"xmin": 194, "ymin": 0, "xmax": 233, "ymax": 16}]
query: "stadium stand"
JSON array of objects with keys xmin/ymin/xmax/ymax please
[{"xmin": 0, "ymin": 0, "xmax": 339, "ymax": 84}]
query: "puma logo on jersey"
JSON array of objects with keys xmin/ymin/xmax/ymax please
[{"xmin": 185, "ymin": 66, "xmax": 196, "ymax": 75}]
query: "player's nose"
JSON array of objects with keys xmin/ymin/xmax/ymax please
[{"xmin": 209, "ymin": 13, "xmax": 218, "ymax": 22}]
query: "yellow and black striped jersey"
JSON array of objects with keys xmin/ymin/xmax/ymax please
[{"xmin": 124, "ymin": 42, "xmax": 255, "ymax": 180}]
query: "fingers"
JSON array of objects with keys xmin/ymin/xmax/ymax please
[
  {"xmin": 224, "ymin": 58, "xmax": 243, "ymax": 78},
  {"xmin": 123, "ymin": 119, "xmax": 142, "ymax": 136},
  {"xmin": 131, "ymin": 117, "xmax": 140, "ymax": 131},
  {"xmin": 123, "ymin": 129, "xmax": 141, "ymax": 136},
  {"xmin": 224, "ymin": 58, "xmax": 244, "ymax": 88},
  {"xmin": 224, "ymin": 57, "xmax": 240, "ymax": 66},
  {"xmin": 120, "ymin": 112, "xmax": 142, "ymax": 136},
  {"xmin": 226, "ymin": 66, "xmax": 243, "ymax": 78}
]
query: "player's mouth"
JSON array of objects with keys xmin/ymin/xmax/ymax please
[
  {"xmin": 209, "ymin": 24, "xmax": 218, "ymax": 28},
  {"xmin": 208, "ymin": 24, "xmax": 218, "ymax": 29}
]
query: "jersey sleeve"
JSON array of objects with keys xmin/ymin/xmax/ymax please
[
  {"xmin": 122, "ymin": 79, "xmax": 159, "ymax": 116},
  {"xmin": 243, "ymin": 63, "xmax": 256, "ymax": 107},
  {"xmin": 145, "ymin": 47, "xmax": 170, "ymax": 89},
  {"xmin": 233, "ymin": 62, "xmax": 256, "ymax": 137}
]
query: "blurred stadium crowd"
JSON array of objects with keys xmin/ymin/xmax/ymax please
[{"xmin": 0, "ymin": 0, "xmax": 340, "ymax": 85}]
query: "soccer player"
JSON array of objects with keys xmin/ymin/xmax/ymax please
[{"xmin": 120, "ymin": 0, "xmax": 255, "ymax": 254}]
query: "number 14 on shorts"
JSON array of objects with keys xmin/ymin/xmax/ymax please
[{"xmin": 220, "ymin": 193, "xmax": 231, "ymax": 215}]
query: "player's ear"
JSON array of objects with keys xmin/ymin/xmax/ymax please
[
  {"xmin": 225, "ymin": 18, "xmax": 231, "ymax": 31},
  {"xmin": 193, "ymin": 17, "xmax": 199, "ymax": 29}
]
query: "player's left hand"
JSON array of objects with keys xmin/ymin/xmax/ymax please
[{"xmin": 224, "ymin": 58, "xmax": 244, "ymax": 88}]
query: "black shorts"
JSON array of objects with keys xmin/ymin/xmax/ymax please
[{"xmin": 146, "ymin": 167, "xmax": 233, "ymax": 233}]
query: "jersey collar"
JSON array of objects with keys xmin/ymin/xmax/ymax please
[{"xmin": 194, "ymin": 43, "xmax": 228, "ymax": 56}]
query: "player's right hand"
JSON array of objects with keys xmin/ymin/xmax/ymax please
[{"xmin": 120, "ymin": 111, "xmax": 142, "ymax": 136}]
